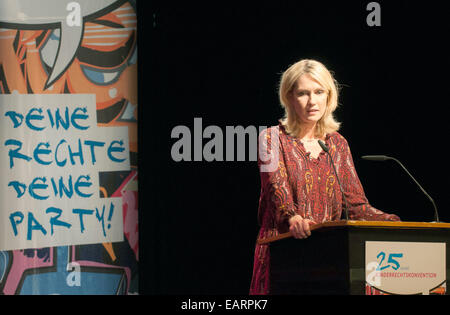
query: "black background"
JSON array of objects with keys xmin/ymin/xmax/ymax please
[{"xmin": 138, "ymin": 0, "xmax": 448, "ymax": 295}]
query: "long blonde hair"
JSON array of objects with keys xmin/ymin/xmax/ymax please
[{"xmin": 279, "ymin": 59, "xmax": 341, "ymax": 138}]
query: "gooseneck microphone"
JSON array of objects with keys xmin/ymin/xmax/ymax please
[
  {"xmin": 318, "ymin": 140, "xmax": 349, "ymax": 221},
  {"xmin": 361, "ymin": 155, "xmax": 440, "ymax": 222}
]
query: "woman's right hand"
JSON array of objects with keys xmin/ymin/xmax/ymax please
[{"xmin": 288, "ymin": 215, "xmax": 316, "ymax": 239}]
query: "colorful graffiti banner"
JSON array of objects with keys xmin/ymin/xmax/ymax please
[{"xmin": 0, "ymin": 0, "xmax": 138, "ymax": 294}]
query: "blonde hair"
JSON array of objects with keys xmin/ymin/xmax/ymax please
[{"xmin": 279, "ymin": 59, "xmax": 341, "ymax": 138}]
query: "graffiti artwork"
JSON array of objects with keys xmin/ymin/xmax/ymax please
[{"xmin": 0, "ymin": 0, "xmax": 138, "ymax": 294}]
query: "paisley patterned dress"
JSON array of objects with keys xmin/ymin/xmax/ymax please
[{"xmin": 249, "ymin": 123, "xmax": 400, "ymax": 295}]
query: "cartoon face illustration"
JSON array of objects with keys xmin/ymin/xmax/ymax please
[{"xmin": 0, "ymin": 0, "xmax": 138, "ymax": 164}]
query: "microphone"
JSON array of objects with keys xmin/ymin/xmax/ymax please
[
  {"xmin": 318, "ymin": 140, "xmax": 349, "ymax": 221},
  {"xmin": 361, "ymin": 155, "xmax": 440, "ymax": 222},
  {"xmin": 359, "ymin": 155, "xmax": 389, "ymax": 161}
]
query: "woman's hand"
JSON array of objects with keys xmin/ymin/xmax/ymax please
[{"xmin": 288, "ymin": 215, "xmax": 316, "ymax": 239}]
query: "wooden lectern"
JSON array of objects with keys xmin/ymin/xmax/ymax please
[{"xmin": 258, "ymin": 221, "xmax": 450, "ymax": 295}]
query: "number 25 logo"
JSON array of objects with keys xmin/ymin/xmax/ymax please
[{"xmin": 376, "ymin": 252, "xmax": 403, "ymax": 270}]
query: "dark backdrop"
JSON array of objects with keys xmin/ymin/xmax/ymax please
[{"xmin": 138, "ymin": 0, "xmax": 448, "ymax": 294}]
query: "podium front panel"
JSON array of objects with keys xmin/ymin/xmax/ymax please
[{"xmin": 269, "ymin": 223, "xmax": 450, "ymax": 295}]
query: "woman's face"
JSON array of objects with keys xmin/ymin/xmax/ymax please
[{"xmin": 289, "ymin": 74, "xmax": 328, "ymax": 126}]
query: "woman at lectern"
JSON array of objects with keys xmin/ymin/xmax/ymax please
[{"xmin": 249, "ymin": 59, "xmax": 400, "ymax": 295}]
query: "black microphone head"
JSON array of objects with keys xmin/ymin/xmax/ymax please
[
  {"xmin": 318, "ymin": 140, "xmax": 329, "ymax": 152},
  {"xmin": 361, "ymin": 155, "xmax": 390, "ymax": 161}
]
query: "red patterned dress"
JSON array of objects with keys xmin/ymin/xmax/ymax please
[{"xmin": 249, "ymin": 124, "xmax": 400, "ymax": 295}]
